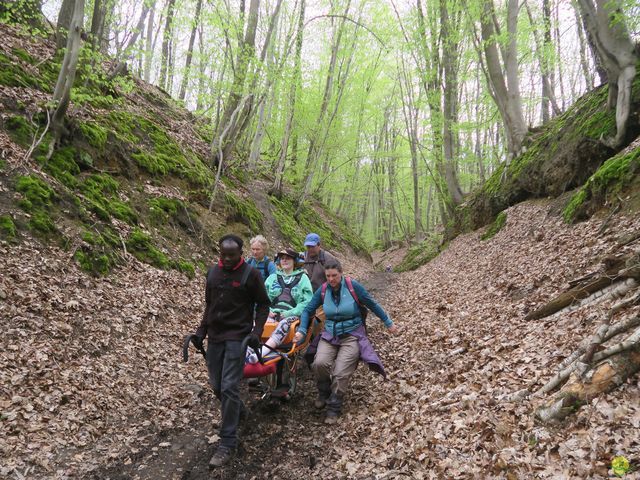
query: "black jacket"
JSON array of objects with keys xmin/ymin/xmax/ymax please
[{"xmin": 196, "ymin": 260, "xmax": 270, "ymax": 342}]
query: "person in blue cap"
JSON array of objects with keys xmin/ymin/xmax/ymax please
[{"xmin": 302, "ymin": 232, "xmax": 337, "ymax": 292}]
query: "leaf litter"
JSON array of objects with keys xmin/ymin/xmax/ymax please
[{"xmin": 1, "ymin": 199, "xmax": 639, "ymax": 479}]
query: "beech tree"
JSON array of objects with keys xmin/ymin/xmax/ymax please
[{"xmin": 576, "ymin": 0, "xmax": 638, "ymax": 147}]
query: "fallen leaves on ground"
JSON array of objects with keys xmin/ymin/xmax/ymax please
[{"xmin": 1, "ymin": 199, "xmax": 639, "ymax": 479}]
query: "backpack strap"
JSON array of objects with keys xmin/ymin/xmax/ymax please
[
  {"xmin": 263, "ymin": 256, "xmax": 269, "ymax": 278},
  {"xmin": 344, "ymin": 276, "xmax": 361, "ymax": 305},
  {"xmin": 319, "ymin": 250, "xmax": 326, "ymax": 265},
  {"xmin": 321, "ymin": 281, "xmax": 328, "ymax": 301},
  {"xmin": 239, "ymin": 263, "xmax": 252, "ymax": 288}
]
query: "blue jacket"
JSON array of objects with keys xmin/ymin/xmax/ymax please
[
  {"xmin": 246, "ymin": 256, "xmax": 276, "ymax": 281},
  {"xmin": 298, "ymin": 278, "xmax": 392, "ymax": 337}
]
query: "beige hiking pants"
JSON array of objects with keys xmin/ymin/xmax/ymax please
[{"xmin": 313, "ymin": 335, "xmax": 360, "ymax": 396}]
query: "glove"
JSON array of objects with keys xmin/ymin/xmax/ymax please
[
  {"xmin": 247, "ymin": 334, "xmax": 261, "ymax": 352},
  {"xmin": 191, "ymin": 334, "xmax": 204, "ymax": 351}
]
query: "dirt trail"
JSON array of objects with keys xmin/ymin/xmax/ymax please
[{"xmin": 86, "ymin": 272, "xmax": 398, "ymax": 480}]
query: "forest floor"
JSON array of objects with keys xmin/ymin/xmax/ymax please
[{"xmin": 2, "ymin": 198, "xmax": 640, "ymax": 479}]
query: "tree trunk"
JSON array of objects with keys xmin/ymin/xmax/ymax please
[
  {"xmin": 56, "ymin": 0, "xmax": 75, "ymax": 49},
  {"xmin": 273, "ymin": 0, "xmax": 306, "ymax": 195},
  {"xmin": 143, "ymin": 4, "xmax": 155, "ymax": 82},
  {"xmin": 110, "ymin": 3, "xmax": 152, "ymax": 79},
  {"xmin": 576, "ymin": 0, "xmax": 638, "ymax": 147},
  {"xmin": 49, "ymin": 0, "xmax": 85, "ymax": 149},
  {"xmin": 440, "ymin": 0, "xmax": 464, "ymax": 205},
  {"xmin": 89, "ymin": 0, "xmax": 107, "ymax": 52},
  {"xmin": 535, "ymin": 348, "xmax": 640, "ymax": 423},
  {"xmin": 159, "ymin": 0, "xmax": 176, "ymax": 91},
  {"xmin": 210, "ymin": 0, "xmax": 260, "ymax": 165},
  {"xmin": 178, "ymin": 0, "xmax": 203, "ymax": 101},
  {"xmin": 479, "ymin": 0, "xmax": 527, "ymax": 159}
]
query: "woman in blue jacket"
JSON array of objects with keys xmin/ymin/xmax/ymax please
[{"xmin": 293, "ymin": 260, "xmax": 398, "ymax": 424}]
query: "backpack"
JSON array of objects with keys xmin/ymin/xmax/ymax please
[
  {"xmin": 303, "ymin": 250, "xmax": 326, "ymax": 266},
  {"xmin": 248, "ymin": 256, "xmax": 270, "ymax": 279},
  {"xmin": 271, "ymin": 272, "xmax": 304, "ymax": 310},
  {"xmin": 320, "ymin": 276, "xmax": 368, "ymax": 327}
]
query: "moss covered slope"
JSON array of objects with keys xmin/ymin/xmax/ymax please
[
  {"xmin": 457, "ymin": 73, "xmax": 640, "ymax": 233},
  {"xmin": 0, "ymin": 22, "xmax": 369, "ymax": 275}
]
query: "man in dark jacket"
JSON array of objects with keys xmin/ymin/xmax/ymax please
[
  {"xmin": 193, "ymin": 234, "xmax": 270, "ymax": 467},
  {"xmin": 303, "ymin": 232, "xmax": 337, "ymax": 292}
]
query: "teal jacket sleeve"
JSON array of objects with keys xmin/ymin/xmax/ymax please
[
  {"xmin": 298, "ymin": 287, "xmax": 323, "ymax": 337},
  {"xmin": 351, "ymin": 280, "xmax": 393, "ymax": 328},
  {"xmin": 264, "ymin": 273, "xmax": 277, "ymax": 303}
]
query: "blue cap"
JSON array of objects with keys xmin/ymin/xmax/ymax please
[{"xmin": 304, "ymin": 233, "xmax": 320, "ymax": 246}]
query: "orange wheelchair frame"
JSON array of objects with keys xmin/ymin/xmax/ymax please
[{"xmin": 242, "ymin": 312, "xmax": 323, "ymax": 401}]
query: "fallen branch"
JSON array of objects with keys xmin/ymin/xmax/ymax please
[
  {"xmin": 535, "ymin": 349, "xmax": 640, "ymax": 423},
  {"xmin": 526, "ymin": 255, "xmax": 636, "ymax": 321},
  {"xmin": 535, "ymin": 315, "xmax": 640, "ymax": 396}
]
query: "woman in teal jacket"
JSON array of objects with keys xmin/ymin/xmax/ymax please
[
  {"xmin": 293, "ymin": 259, "xmax": 398, "ymax": 424},
  {"xmin": 245, "ymin": 247, "xmax": 313, "ymax": 363}
]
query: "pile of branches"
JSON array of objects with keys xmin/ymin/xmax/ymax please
[{"xmin": 506, "ymin": 242, "xmax": 640, "ymax": 422}]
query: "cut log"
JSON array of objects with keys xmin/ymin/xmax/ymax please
[
  {"xmin": 526, "ymin": 254, "xmax": 638, "ymax": 321},
  {"xmin": 535, "ymin": 349, "xmax": 640, "ymax": 423},
  {"xmin": 536, "ymin": 315, "xmax": 640, "ymax": 395}
]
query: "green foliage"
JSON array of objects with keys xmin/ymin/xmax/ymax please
[
  {"xmin": 126, "ymin": 228, "xmax": 170, "ymax": 269},
  {"xmin": 5, "ymin": 115, "xmax": 34, "ymax": 147},
  {"xmin": 77, "ymin": 121, "xmax": 108, "ymax": 150},
  {"xmin": 480, "ymin": 211, "xmax": 507, "ymax": 241},
  {"xmin": 40, "ymin": 146, "xmax": 80, "ymax": 188},
  {"xmin": 0, "ymin": 52, "xmax": 41, "ymax": 88},
  {"xmin": 223, "ymin": 192, "xmax": 263, "ymax": 233},
  {"xmin": 148, "ymin": 196, "xmax": 186, "ymax": 225},
  {"xmin": 79, "ymin": 174, "xmax": 137, "ymax": 224},
  {"xmin": 15, "ymin": 175, "xmax": 58, "ymax": 236},
  {"xmin": 0, "ymin": 215, "xmax": 17, "ymax": 241},
  {"xmin": 104, "ymin": 111, "xmax": 212, "ymax": 186},
  {"xmin": 395, "ymin": 235, "xmax": 445, "ymax": 272},
  {"xmin": 173, "ymin": 259, "xmax": 196, "ymax": 278},
  {"xmin": 563, "ymin": 146, "xmax": 640, "ymax": 222}
]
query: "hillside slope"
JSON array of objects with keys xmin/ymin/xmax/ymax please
[{"xmin": 0, "ymin": 22, "xmax": 367, "ymax": 276}]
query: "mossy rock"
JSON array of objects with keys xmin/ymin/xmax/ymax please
[
  {"xmin": 77, "ymin": 121, "xmax": 108, "ymax": 150},
  {"xmin": 4, "ymin": 115, "xmax": 34, "ymax": 147},
  {"xmin": 563, "ymin": 142, "xmax": 640, "ymax": 222},
  {"xmin": 15, "ymin": 175, "xmax": 56, "ymax": 211},
  {"xmin": 78, "ymin": 173, "xmax": 137, "ymax": 224},
  {"xmin": 268, "ymin": 193, "xmax": 367, "ymax": 254},
  {"xmin": 457, "ymin": 74, "xmax": 640, "ymax": 235},
  {"xmin": 11, "ymin": 47, "xmax": 35, "ymax": 64},
  {"xmin": 126, "ymin": 228, "xmax": 170, "ymax": 269},
  {"xmin": 223, "ymin": 192, "xmax": 263, "ymax": 233},
  {"xmin": 102, "ymin": 110, "xmax": 212, "ymax": 187},
  {"xmin": 395, "ymin": 235, "xmax": 445, "ymax": 272},
  {"xmin": 0, "ymin": 215, "xmax": 17, "ymax": 241},
  {"xmin": 0, "ymin": 52, "xmax": 41, "ymax": 89},
  {"xmin": 480, "ymin": 211, "xmax": 507, "ymax": 241},
  {"xmin": 40, "ymin": 146, "xmax": 80, "ymax": 188},
  {"xmin": 173, "ymin": 259, "xmax": 196, "ymax": 279}
]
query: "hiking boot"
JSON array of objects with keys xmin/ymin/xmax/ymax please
[
  {"xmin": 314, "ymin": 396, "xmax": 327, "ymax": 409},
  {"xmin": 324, "ymin": 412, "xmax": 339, "ymax": 425},
  {"xmin": 209, "ymin": 446, "xmax": 233, "ymax": 468}
]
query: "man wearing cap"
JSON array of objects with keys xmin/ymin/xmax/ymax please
[{"xmin": 303, "ymin": 233, "xmax": 337, "ymax": 292}]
